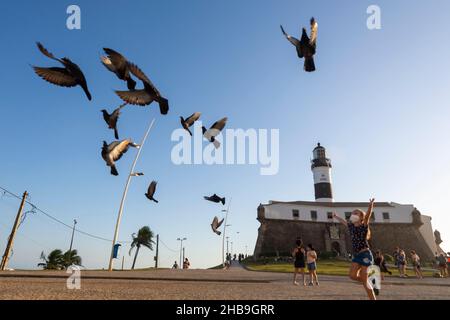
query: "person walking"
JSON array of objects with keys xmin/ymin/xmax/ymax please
[
  {"xmin": 306, "ymin": 244, "xmax": 319, "ymax": 286},
  {"xmin": 398, "ymin": 250, "xmax": 408, "ymax": 278},
  {"xmin": 393, "ymin": 246, "xmax": 402, "ymax": 276},
  {"xmin": 292, "ymin": 238, "xmax": 306, "ymax": 286},
  {"xmin": 333, "ymin": 198, "xmax": 377, "ymax": 300},
  {"xmin": 410, "ymin": 250, "xmax": 423, "ymax": 279},
  {"xmin": 374, "ymin": 250, "xmax": 392, "ymax": 280},
  {"xmin": 438, "ymin": 253, "xmax": 448, "ymax": 277}
]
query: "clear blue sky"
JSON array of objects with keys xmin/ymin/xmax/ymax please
[{"xmin": 1, "ymin": 0, "xmax": 449, "ymax": 269}]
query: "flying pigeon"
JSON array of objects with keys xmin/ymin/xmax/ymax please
[
  {"xmin": 280, "ymin": 17, "xmax": 318, "ymax": 72},
  {"xmin": 32, "ymin": 42, "xmax": 92, "ymax": 100},
  {"xmin": 115, "ymin": 62, "xmax": 169, "ymax": 115},
  {"xmin": 145, "ymin": 181, "xmax": 159, "ymax": 203},
  {"xmin": 101, "ymin": 48, "xmax": 137, "ymax": 91},
  {"xmin": 202, "ymin": 117, "xmax": 227, "ymax": 149},
  {"xmin": 180, "ymin": 112, "xmax": 201, "ymax": 136},
  {"xmin": 211, "ymin": 216, "xmax": 225, "ymax": 235},
  {"xmin": 204, "ymin": 194, "xmax": 226, "ymax": 205},
  {"xmin": 101, "ymin": 139, "xmax": 139, "ymax": 176},
  {"xmin": 101, "ymin": 103, "xmax": 127, "ymax": 139}
]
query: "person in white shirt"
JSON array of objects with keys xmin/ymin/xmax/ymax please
[{"xmin": 306, "ymin": 244, "xmax": 319, "ymax": 286}]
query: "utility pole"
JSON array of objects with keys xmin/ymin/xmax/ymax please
[
  {"xmin": 226, "ymin": 236, "xmax": 230, "ymax": 257},
  {"xmin": 154, "ymin": 234, "xmax": 159, "ymax": 269},
  {"xmin": 0, "ymin": 191, "xmax": 28, "ymax": 271},
  {"xmin": 69, "ymin": 219, "xmax": 77, "ymax": 253}
]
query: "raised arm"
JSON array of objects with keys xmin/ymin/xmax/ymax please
[
  {"xmin": 363, "ymin": 198, "xmax": 375, "ymax": 225},
  {"xmin": 332, "ymin": 212, "xmax": 347, "ymax": 226}
]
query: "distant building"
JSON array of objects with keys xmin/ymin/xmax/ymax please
[{"xmin": 254, "ymin": 143, "xmax": 444, "ymax": 261}]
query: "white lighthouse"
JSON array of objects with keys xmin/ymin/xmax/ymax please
[{"xmin": 311, "ymin": 143, "xmax": 333, "ymax": 202}]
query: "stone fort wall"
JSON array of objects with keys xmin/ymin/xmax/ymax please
[{"xmin": 254, "ymin": 218, "xmax": 436, "ymax": 262}]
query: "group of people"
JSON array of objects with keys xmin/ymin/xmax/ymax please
[
  {"xmin": 374, "ymin": 248, "xmax": 424, "ymax": 279},
  {"xmin": 377, "ymin": 247, "xmax": 449, "ymax": 279},
  {"xmin": 391, "ymin": 247, "xmax": 424, "ymax": 279},
  {"xmin": 224, "ymin": 253, "xmax": 247, "ymax": 269},
  {"xmin": 172, "ymin": 258, "xmax": 191, "ymax": 270},
  {"xmin": 292, "ymin": 239, "xmax": 319, "ymax": 286},
  {"xmin": 292, "ymin": 198, "xmax": 449, "ymax": 300}
]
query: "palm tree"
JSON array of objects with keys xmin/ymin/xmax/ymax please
[
  {"xmin": 38, "ymin": 249, "xmax": 64, "ymax": 270},
  {"xmin": 129, "ymin": 226, "xmax": 155, "ymax": 270},
  {"xmin": 62, "ymin": 249, "xmax": 82, "ymax": 268}
]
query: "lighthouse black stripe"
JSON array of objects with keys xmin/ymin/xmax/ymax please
[{"xmin": 314, "ymin": 183, "xmax": 332, "ymax": 200}]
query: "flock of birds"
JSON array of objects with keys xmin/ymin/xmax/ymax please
[{"xmin": 31, "ymin": 17, "xmax": 318, "ymax": 237}]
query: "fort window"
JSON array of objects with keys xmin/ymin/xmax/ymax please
[
  {"xmin": 327, "ymin": 212, "xmax": 333, "ymax": 220},
  {"xmin": 292, "ymin": 209, "xmax": 299, "ymax": 218},
  {"xmin": 345, "ymin": 212, "xmax": 352, "ymax": 221},
  {"xmin": 310, "ymin": 211, "xmax": 318, "ymax": 221},
  {"xmin": 383, "ymin": 212, "xmax": 390, "ymax": 220},
  {"xmin": 370, "ymin": 212, "xmax": 375, "ymax": 221}
]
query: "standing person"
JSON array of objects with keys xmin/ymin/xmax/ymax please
[
  {"xmin": 306, "ymin": 244, "xmax": 319, "ymax": 286},
  {"xmin": 183, "ymin": 258, "xmax": 190, "ymax": 269},
  {"xmin": 438, "ymin": 254, "xmax": 448, "ymax": 277},
  {"xmin": 447, "ymin": 254, "xmax": 450, "ymax": 271},
  {"xmin": 172, "ymin": 261, "xmax": 178, "ymax": 269},
  {"xmin": 333, "ymin": 198, "xmax": 377, "ymax": 300},
  {"xmin": 393, "ymin": 247, "xmax": 401, "ymax": 276},
  {"xmin": 410, "ymin": 250, "xmax": 423, "ymax": 279},
  {"xmin": 374, "ymin": 250, "xmax": 392, "ymax": 280},
  {"xmin": 398, "ymin": 250, "xmax": 408, "ymax": 278},
  {"xmin": 292, "ymin": 238, "xmax": 306, "ymax": 286}
]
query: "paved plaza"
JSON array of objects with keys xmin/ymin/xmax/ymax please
[{"xmin": 0, "ymin": 263, "xmax": 449, "ymax": 300}]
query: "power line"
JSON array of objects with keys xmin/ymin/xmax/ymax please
[
  {"xmin": 0, "ymin": 185, "xmax": 130, "ymax": 244},
  {"xmin": 159, "ymin": 237, "xmax": 178, "ymax": 253}
]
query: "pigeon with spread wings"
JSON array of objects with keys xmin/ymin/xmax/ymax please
[
  {"xmin": 101, "ymin": 48, "xmax": 136, "ymax": 91},
  {"xmin": 32, "ymin": 42, "xmax": 92, "ymax": 100},
  {"xmin": 101, "ymin": 103, "xmax": 127, "ymax": 139},
  {"xmin": 204, "ymin": 194, "xmax": 226, "ymax": 205},
  {"xmin": 211, "ymin": 216, "xmax": 225, "ymax": 236},
  {"xmin": 180, "ymin": 112, "xmax": 201, "ymax": 136},
  {"xmin": 202, "ymin": 117, "xmax": 227, "ymax": 149},
  {"xmin": 101, "ymin": 139, "xmax": 139, "ymax": 176},
  {"xmin": 281, "ymin": 17, "xmax": 318, "ymax": 72},
  {"xmin": 145, "ymin": 181, "xmax": 159, "ymax": 203},
  {"xmin": 115, "ymin": 62, "xmax": 169, "ymax": 115}
]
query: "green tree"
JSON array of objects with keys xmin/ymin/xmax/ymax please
[
  {"xmin": 62, "ymin": 249, "xmax": 82, "ymax": 268},
  {"xmin": 38, "ymin": 249, "xmax": 64, "ymax": 270},
  {"xmin": 129, "ymin": 226, "xmax": 155, "ymax": 270}
]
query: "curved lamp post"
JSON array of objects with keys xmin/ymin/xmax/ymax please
[{"xmin": 108, "ymin": 118, "xmax": 155, "ymax": 271}]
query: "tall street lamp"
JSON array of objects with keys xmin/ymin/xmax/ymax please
[
  {"xmin": 221, "ymin": 197, "xmax": 232, "ymax": 267},
  {"xmin": 177, "ymin": 237, "xmax": 187, "ymax": 268},
  {"xmin": 108, "ymin": 118, "xmax": 155, "ymax": 271}
]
